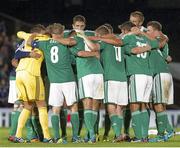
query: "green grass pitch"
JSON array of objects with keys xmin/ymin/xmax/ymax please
[{"xmin": 0, "ymin": 128, "xmax": 180, "ymax": 147}]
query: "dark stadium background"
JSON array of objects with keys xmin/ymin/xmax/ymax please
[{"xmin": 0, "ymin": 0, "xmax": 180, "ymax": 108}]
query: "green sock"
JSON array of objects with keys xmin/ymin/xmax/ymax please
[
  {"xmin": 31, "ymin": 116, "xmax": 43, "ymax": 141},
  {"xmin": 131, "ymin": 110, "xmax": 143, "ymax": 139},
  {"xmin": 117, "ymin": 115, "xmax": 123, "ymax": 136},
  {"xmin": 9, "ymin": 111, "xmax": 17, "ymax": 136},
  {"xmin": 9, "ymin": 111, "xmax": 15, "ymax": 136},
  {"xmin": 91, "ymin": 110, "xmax": 98, "ymax": 132},
  {"xmin": 141, "ymin": 109, "xmax": 150, "ymax": 138},
  {"xmin": 110, "ymin": 114, "xmax": 120, "ymax": 137},
  {"xmin": 84, "ymin": 109, "xmax": 94, "ymax": 138},
  {"xmin": 60, "ymin": 109, "xmax": 68, "ymax": 137},
  {"xmin": 164, "ymin": 114, "xmax": 174, "ymax": 132},
  {"xmin": 84, "ymin": 121, "xmax": 90, "ymax": 139},
  {"xmin": 71, "ymin": 112, "xmax": 79, "ymax": 137},
  {"xmin": 90, "ymin": 110, "xmax": 97, "ymax": 138},
  {"xmin": 156, "ymin": 112, "xmax": 167, "ymax": 135},
  {"xmin": 78, "ymin": 109, "xmax": 84, "ymax": 136},
  {"xmin": 123, "ymin": 108, "xmax": 131, "ymax": 135},
  {"xmin": 9, "ymin": 111, "xmax": 21, "ymax": 136},
  {"xmin": 26, "ymin": 118, "xmax": 37, "ymax": 140},
  {"xmin": 103, "ymin": 112, "xmax": 111, "ymax": 136},
  {"xmin": 51, "ymin": 114, "xmax": 60, "ymax": 139}
]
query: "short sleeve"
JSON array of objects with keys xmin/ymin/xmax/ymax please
[
  {"xmin": 122, "ymin": 35, "xmax": 134, "ymax": 45},
  {"xmin": 69, "ymin": 36, "xmax": 83, "ymax": 56},
  {"xmin": 69, "ymin": 46, "xmax": 80, "ymax": 56},
  {"xmin": 149, "ymin": 39, "xmax": 159, "ymax": 49},
  {"xmin": 98, "ymin": 41, "xmax": 106, "ymax": 51},
  {"xmin": 124, "ymin": 44, "xmax": 135, "ymax": 55},
  {"xmin": 35, "ymin": 40, "xmax": 47, "ymax": 50},
  {"xmin": 161, "ymin": 43, "xmax": 169, "ymax": 59},
  {"xmin": 122, "ymin": 35, "xmax": 137, "ymax": 55},
  {"xmin": 70, "ymin": 54, "xmax": 76, "ymax": 64}
]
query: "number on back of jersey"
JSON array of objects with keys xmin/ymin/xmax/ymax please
[
  {"xmin": 50, "ymin": 46, "xmax": 59, "ymax": 63},
  {"xmin": 114, "ymin": 46, "xmax": 121, "ymax": 62},
  {"xmin": 136, "ymin": 41, "xmax": 147, "ymax": 59}
]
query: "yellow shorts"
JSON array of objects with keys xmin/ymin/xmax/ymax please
[{"xmin": 16, "ymin": 70, "xmax": 45, "ymax": 102}]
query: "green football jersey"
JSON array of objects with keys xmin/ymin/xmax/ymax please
[
  {"xmin": 37, "ymin": 39, "xmax": 75, "ymax": 83},
  {"xmin": 63, "ymin": 30, "xmax": 70, "ymax": 38},
  {"xmin": 9, "ymin": 68, "xmax": 16, "ymax": 80},
  {"xmin": 161, "ymin": 43, "xmax": 169, "ymax": 59},
  {"xmin": 64, "ymin": 30, "xmax": 94, "ymax": 37},
  {"xmin": 149, "ymin": 43, "xmax": 170, "ymax": 75},
  {"xmin": 122, "ymin": 34, "xmax": 159, "ymax": 76},
  {"xmin": 100, "ymin": 41, "xmax": 127, "ymax": 81},
  {"xmin": 9, "ymin": 76, "xmax": 16, "ymax": 80},
  {"xmin": 70, "ymin": 36, "xmax": 103, "ymax": 80},
  {"xmin": 84, "ymin": 30, "xmax": 95, "ymax": 36}
]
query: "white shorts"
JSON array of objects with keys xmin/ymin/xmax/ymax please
[
  {"xmin": 129, "ymin": 74, "xmax": 153, "ymax": 103},
  {"xmin": 8, "ymin": 80, "xmax": 18, "ymax": 104},
  {"xmin": 48, "ymin": 81, "xmax": 78, "ymax": 107},
  {"xmin": 153, "ymin": 73, "xmax": 174, "ymax": 105},
  {"xmin": 104, "ymin": 81, "xmax": 128, "ymax": 105},
  {"xmin": 78, "ymin": 74, "xmax": 104, "ymax": 100}
]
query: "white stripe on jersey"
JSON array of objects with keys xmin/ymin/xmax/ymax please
[{"xmin": 15, "ymin": 40, "xmax": 25, "ymax": 52}]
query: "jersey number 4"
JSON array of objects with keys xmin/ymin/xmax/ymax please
[{"xmin": 50, "ymin": 46, "xmax": 59, "ymax": 63}]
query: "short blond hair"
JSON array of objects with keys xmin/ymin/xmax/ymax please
[
  {"xmin": 95, "ymin": 25, "xmax": 110, "ymax": 36},
  {"xmin": 130, "ymin": 11, "xmax": 144, "ymax": 22},
  {"xmin": 30, "ymin": 24, "xmax": 46, "ymax": 33},
  {"xmin": 73, "ymin": 15, "xmax": 86, "ymax": 24},
  {"xmin": 147, "ymin": 21, "xmax": 162, "ymax": 31},
  {"xmin": 46, "ymin": 23, "xmax": 65, "ymax": 35}
]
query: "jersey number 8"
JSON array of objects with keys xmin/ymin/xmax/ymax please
[{"xmin": 50, "ymin": 46, "xmax": 59, "ymax": 63}]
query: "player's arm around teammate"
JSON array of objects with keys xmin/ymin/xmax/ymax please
[
  {"xmin": 146, "ymin": 21, "xmax": 174, "ymax": 142},
  {"xmin": 14, "ymin": 25, "xmax": 53, "ymax": 143},
  {"xmin": 119, "ymin": 21, "xmax": 159, "ymax": 142}
]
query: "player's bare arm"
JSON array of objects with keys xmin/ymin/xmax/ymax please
[
  {"xmin": 53, "ymin": 37, "xmax": 77, "ymax": 46},
  {"xmin": 131, "ymin": 44, "xmax": 152, "ymax": 54},
  {"xmin": 166, "ymin": 55, "xmax": 172, "ymax": 63},
  {"xmin": 158, "ymin": 31, "xmax": 169, "ymax": 48},
  {"xmin": 99, "ymin": 34, "xmax": 123, "ymax": 46},
  {"xmin": 11, "ymin": 58, "xmax": 19, "ymax": 68},
  {"xmin": 77, "ymin": 50, "xmax": 100, "ymax": 59},
  {"xmin": 87, "ymin": 36, "xmax": 100, "ymax": 41},
  {"xmin": 77, "ymin": 31, "xmax": 99, "ymax": 51},
  {"xmin": 130, "ymin": 27, "xmax": 155, "ymax": 40},
  {"xmin": 88, "ymin": 34, "xmax": 122, "ymax": 46},
  {"xmin": 29, "ymin": 50, "xmax": 42, "ymax": 59}
]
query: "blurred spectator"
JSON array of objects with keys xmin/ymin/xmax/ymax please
[{"xmin": 0, "ymin": 22, "xmax": 16, "ymax": 107}]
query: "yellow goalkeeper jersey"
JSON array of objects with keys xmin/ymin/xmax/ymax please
[{"xmin": 16, "ymin": 31, "xmax": 49, "ymax": 76}]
